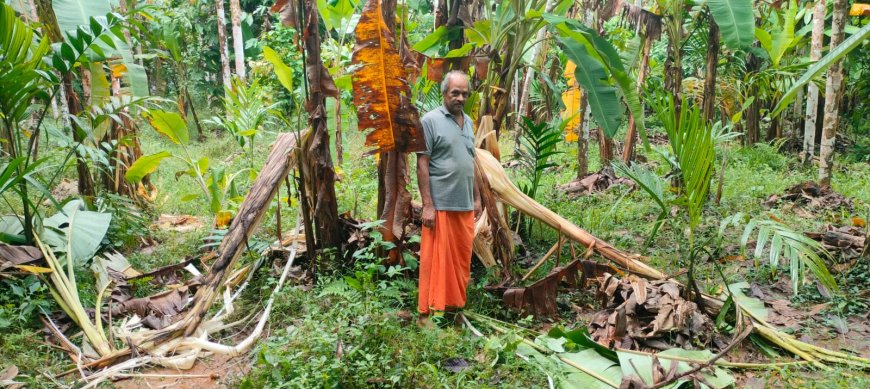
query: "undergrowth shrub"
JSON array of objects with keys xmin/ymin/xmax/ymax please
[{"xmin": 241, "ymin": 279, "xmax": 541, "ymax": 388}]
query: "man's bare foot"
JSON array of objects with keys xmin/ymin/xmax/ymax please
[{"xmin": 417, "ymin": 313, "xmax": 435, "ymax": 329}]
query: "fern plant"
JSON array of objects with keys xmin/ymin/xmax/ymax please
[
  {"xmin": 513, "ymin": 116, "xmax": 564, "ymax": 238},
  {"xmin": 207, "ymin": 78, "xmax": 277, "ymax": 169},
  {"xmin": 514, "ymin": 116, "xmax": 564, "ymax": 201}
]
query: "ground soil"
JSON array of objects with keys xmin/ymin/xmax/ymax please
[{"xmin": 112, "ymin": 353, "xmax": 250, "ymax": 389}]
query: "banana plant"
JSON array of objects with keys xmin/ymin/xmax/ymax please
[
  {"xmin": 546, "ymin": 15, "xmax": 648, "ymax": 149},
  {"xmin": 755, "ymin": 0, "xmax": 803, "ymax": 69},
  {"xmin": 706, "ymin": 0, "xmax": 755, "ymax": 50},
  {"xmin": 126, "ymin": 110, "xmax": 249, "ymax": 224}
]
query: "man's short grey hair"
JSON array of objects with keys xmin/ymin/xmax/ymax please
[{"xmin": 440, "ymin": 70, "xmax": 469, "ymax": 94}]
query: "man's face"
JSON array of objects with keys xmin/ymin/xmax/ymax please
[{"xmin": 443, "ymin": 76, "xmax": 469, "ymax": 116}]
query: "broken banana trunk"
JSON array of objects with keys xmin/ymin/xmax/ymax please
[{"xmin": 475, "ymin": 149, "xmax": 666, "ymax": 280}]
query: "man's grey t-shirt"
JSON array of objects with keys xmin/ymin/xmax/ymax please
[{"xmin": 418, "ymin": 106, "xmax": 476, "ymax": 211}]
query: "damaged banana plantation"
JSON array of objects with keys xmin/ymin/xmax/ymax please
[{"xmin": 2, "ymin": 0, "xmax": 870, "ymax": 387}]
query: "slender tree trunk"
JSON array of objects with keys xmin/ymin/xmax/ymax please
[
  {"xmin": 819, "ymin": 0, "xmax": 847, "ymax": 186},
  {"xmin": 622, "ymin": 35, "xmax": 652, "ymax": 163},
  {"xmin": 745, "ymin": 85, "xmax": 760, "ymax": 145},
  {"xmin": 186, "ymin": 89, "xmax": 206, "ymax": 140},
  {"xmin": 744, "ymin": 52, "xmax": 761, "ymax": 145},
  {"xmin": 518, "ymin": 0, "xmax": 557, "ymax": 118},
  {"xmin": 229, "ymin": 0, "xmax": 246, "ymax": 81},
  {"xmin": 702, "ymin": 19, "xmax": 719, "ymax": 123},
  {"xmin": 67, "ymin": 73, "xmax": 95, "ymax": 196},
  {"xmin": 445, "ymin": 0, "xmax": 465, "ymax": 49},
  {"xmin": 81, "ymin": 67, "xmax": 92, "ymax": 109},
  {"xmin": 598, "ymin": 128, "xmax": 613, "ymax": 165},
  {"xmin": 301, "ymin": 0, "xmax": 342, "ymax": 250},
  {"xmin": 577, "ymin": 93, "xmax": 590, "ymax": 178},
  {"xmin": 434, "ymin": 0, "xmax": 448, "ymax": 29},
  {"xmin": 36, "ymin": 0, "xmax": 95, "ymax": 196},
  {"xmin": 57, "ymin": 80, "xmax": 70, "ymax": 128},
  {"xmin": 792, "ymin": 73, "xmax": 804, "ymax": 140},
  {"xmin": 664, "ymin": 11, "xmax": 683, "ymax": 118},
  {"xmin": 334, "ymin": 100, "xmax": 343, "ymax": 166},
  {"xmin": 215, "ymin": 0, "xmax": 232, "ymax": 93},
  {"xmin": 802, "ymin": 0, "xmax": 825, "ymax": 165},
  {"xmin": 766, "ymin": 112, "xmax": 780, "ymax": 141}
]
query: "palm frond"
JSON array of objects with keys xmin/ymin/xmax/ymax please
[
  {"xmin": 652, "ymin": 94, "xmax": 715, "ymax": 231},
  {"xmin": 741, "ymin": 218, "xmax": 838, "ymax": 293},
  {"xmin": 612, "ymin": 161, "xmax": 668, "ymax": 245}
]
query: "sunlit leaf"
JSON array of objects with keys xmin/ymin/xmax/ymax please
[
  {"xmin": 13, "ymin": 265, "xmax": 52, "ymax": 274},
  {"xmin": 351, "ymin": 0, "xmax": 426, "ymax": 154},
  {"xmin": 126, "ymin": 151, "xmax": 171, "ymax": 183},
  {"xmin": 263, "ymin": 46, "xmax": 293, "ymax": 92},
  {"xmin": 144, "ymin": 110, "xmax": 189, "ymax": 145}
]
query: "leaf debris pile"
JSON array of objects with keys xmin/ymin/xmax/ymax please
[
  {"xmin": 557, "ymin": 168, "xmax": 634, "ymax": 196},
  {"xmin": 805, "ymin": 224, "xmax": 867, "ymax": 261},
  {"xmin": 589, "ymin": 273, "xmax": 714, "ymax": 351},
  {"xmin": 764, "ymin": 181, "xmax": 852, "ymax": 210}
]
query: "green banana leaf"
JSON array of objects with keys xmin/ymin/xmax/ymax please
[
  {"xmin": 773, "ymin": 22, "xmax": 870, "ymax": 116},
  {"xmin": 707, "ymin": 0, "xmax": 755, "ymax": 50}
]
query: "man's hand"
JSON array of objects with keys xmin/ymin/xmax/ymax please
[
  {"xmin": 474, "ymin": 200, "xmax": 482, "ymax": 219},
  {"xmin": 422, "ymin": 205, "xmax": 436, "ymax": 229}
]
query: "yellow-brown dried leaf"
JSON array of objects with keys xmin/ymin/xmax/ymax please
[{"xmin": 351, "ymin": 0, "xmax": 425, "ymax": 154}]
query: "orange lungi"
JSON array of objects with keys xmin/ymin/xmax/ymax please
[{"xmin": 417, "ymin": 210, "xmax": 475, "ymax": 314}]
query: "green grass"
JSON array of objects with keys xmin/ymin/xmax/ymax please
[{"xmin": 241, "ymin": 277, "xmax": 542, "ymax": 388}]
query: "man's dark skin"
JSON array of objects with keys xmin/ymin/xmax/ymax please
[{"xmin": 416, "ymin": 74, "xmax": 481, "ymax": 230}]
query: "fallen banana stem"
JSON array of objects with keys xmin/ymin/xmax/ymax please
[
  {"xmin": 478, "ymin": 149, "xmax": 870, "ymax": 371},
  {"xmin": 76, "ymin": 212, "xmax": 304, "ymax": 387},
  {"xmin": 477, "ymin": 150, "xmax": 665, "ymax": 280},
  {"xmin": 614, "ymin": 348, "xmax": 808, "ymax": 369}
]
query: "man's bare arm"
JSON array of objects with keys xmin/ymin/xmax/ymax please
[{"xmin": 417, "ymin": 154, "xmax": 436, "ymax": 228}]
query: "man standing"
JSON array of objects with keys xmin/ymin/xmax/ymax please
[{"xmin": 416, "ymin": 71, "xmax": 480, "ymax": 327}]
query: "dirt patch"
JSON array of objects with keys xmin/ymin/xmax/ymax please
[
  {"xmin": 112, "ymin": 353, "xmax": 250, "ymax": 389},
  {"xmin": 49, "ymin": 179, "xmax": 78, "ymax": 202},
  {"xmin": 154, "ymin": 215, "xmax": 204, "ymax": 233}
]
